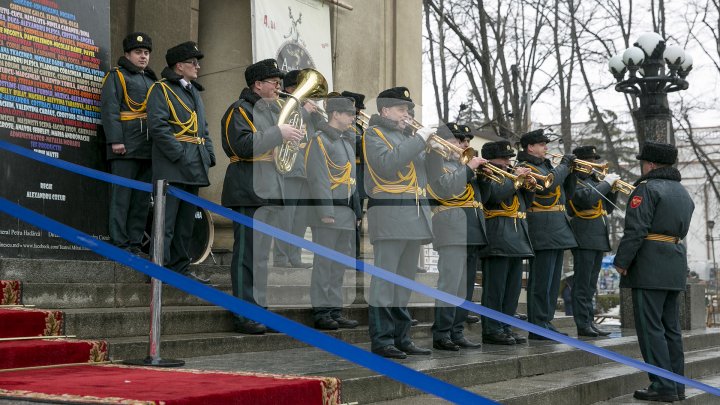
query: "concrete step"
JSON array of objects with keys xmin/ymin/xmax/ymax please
[
  {"xmin": 475, "ymin": 347, "xmax": 720, "ymax": 405},
  {"xmin": 1, "ymin": 258, "xmax": 441, "ymax": 287},
  {"xmin": 176, "ymin": 328, "xmax": 720, "ymax": 404},
  {"xmin": 19, "ymin": 282, "xmax": 473, "ymax": 308},
  {"xmin": 63, "ymin": 303, "xmax": 545, "ymax": 339},
  {"xmin": 369, "ymin": 347, "xmax": 720, "ymax": 404},
  {"xmin": 594, "ymin": 374, "xmax": 720, "ymax": 404},
  {"xmin": 107, "ymin": 322, "xmax": 439, "ymax": 360}
]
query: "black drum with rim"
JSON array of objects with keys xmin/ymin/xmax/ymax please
[{"xmin": 141, "ymin": 206, "xmax": 214, "ymax": 265}]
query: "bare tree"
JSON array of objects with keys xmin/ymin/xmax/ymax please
[{"xmin": 424, "ymin": 0, "xmax": 561, "ymax": 141}]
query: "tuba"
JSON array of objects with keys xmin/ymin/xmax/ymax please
[{"xmin": 275, "ymin": 68, "xmax": 328, "ymax": 174}]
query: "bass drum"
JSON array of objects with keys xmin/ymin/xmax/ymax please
[{"xmin": 141, "ymin": 206, "xmax": 214, "ymax": 265}]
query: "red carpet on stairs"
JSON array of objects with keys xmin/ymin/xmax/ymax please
[
  {"xmin": 0, "ymin": 307, "xmax": 64, "ymax": 338},
  {"xmin": 1, "ymin": 301, "xmax": 108, "ymax": 370},
  {"xmin": 0, "ymin": 280, "xmax": 21, "ymax": 305},
  {"xmin": 0, "ymin": 364, "xmax": 341, "ymax": 404},
  {"xmin": 0, "ymin": 339, "xmax": 108, "ymax": 370}
]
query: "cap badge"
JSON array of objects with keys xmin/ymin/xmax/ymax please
[
  {"xmin": 137, "ymin": 35, "xmax": 143, "ymax": 42},
  {"xmin": 403, "ymin": 90, "xmax": 409, "ymax": 97},
  {"xmin": 506, "ymin": 145, "xmax": 511, "ymax": 150},
  {"xmin": 193, "ymin": 45, "xmax": 199, "ymax": 51},
  {"xmin": 465, "ymin": 127, "xmax": 470, "ymax": 132}
]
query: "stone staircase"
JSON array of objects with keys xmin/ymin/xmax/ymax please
[{"xmin": 2, "ymin": 256, "xmax": 718, "ymax": 404}]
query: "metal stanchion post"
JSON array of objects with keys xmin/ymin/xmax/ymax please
[{"xmin": 124, "ymin": 180, "xmax": 184, "ymax": 367}]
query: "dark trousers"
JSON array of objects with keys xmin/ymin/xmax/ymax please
[
  {"xmin": 161, "ymin": 184, "xmax": 198, "ymax": 274},
  {"xmin": 632, "ymin": 288, "xmax": 685, "ymax": 395},
  {"xmin": 368, "ymin": 239, "xmax": 421, "ymax": 351},
  {"xmin": 109, "ymin": 159, "xmax": 151, "ymax": 249},
  {"xmin": 311, "ymin": 227, "xmax": 353, "ymax": 321},
  {"xmin": 432, "ymin": 245, "xmax": 480, "ymax": 341},
  {"xmin": 230, "ymin": 206, "xmax": 277, "ymax": 322},
  {"xmin": 481, "ymin": 256, "xmax": 524, "ymax": 335},
  {"xmin": 527, "ymin": 249, "xmax": 564, "ymax": 329},
  {"xmin": 273, "ymin": 178, "xmax": 308, "ymax": 265},
  {"xmin": 571, "ymin": 249, "xmax": 603, "ymax": 329}
]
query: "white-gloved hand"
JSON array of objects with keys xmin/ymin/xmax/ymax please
[
  {"xmin": 603, "ymin": 173, "xmax": 621, "ymax": 186},
  {"xmin": 415, "ymin": 126, "xmax": 436, "ymax": 142}
]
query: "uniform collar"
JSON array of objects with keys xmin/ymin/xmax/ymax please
[
  {"xmin": 161, "ymin": 66, "xmax": 204, "ymax": 91},
  {"xmin": 634, "ymin": 166, "xmax": 681, "ymax": 186},
  {"xmin": 517, "ymin": 150, "xmax": 547, "ymax": 165},
  {"xmin": 117, "ymin": 56, "xmax": 158, "ymax": 80},
  {"xmin": 368, "ymin": 114, "xmax": 403, "ymax": 132}
]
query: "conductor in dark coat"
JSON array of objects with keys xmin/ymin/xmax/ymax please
[
  {"xmin": 146, "ymin": 41, "xmax": 215, "ymax": 279},
  {"xmin": 614, "ymin": 141, "xmax": 694, "ymax": 402}
]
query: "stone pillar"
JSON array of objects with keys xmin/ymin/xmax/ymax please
[
  {"xmin": 620, "ymin": 283, "xmax": 707, "ymax": 331},
  {"xmin": 195, "ymin": 0, "xmax": 253, "ymax": 252},
  {"xmin": 109, "ymin": 0, "xmax": 199, "ymax": 75}
]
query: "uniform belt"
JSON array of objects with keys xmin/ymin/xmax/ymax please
[
  {"xmin": 176, "ymin": 135, "xmax": 205, "ymax": 145},
  {"xmin": 229, "ymin": 155, "xmax": 273, "ymax": 163},
  {"xmin": 645, "ymin": 233, "xmax": 680, "ymax": 244},
  {"xmin": 432, "ymin": 201, "xmax": 482, "ymax": 214},
  {"xmin": 574, "ymin": 209, "xmax": 607, "ymax": 217},
  {"xmin": 371, "ymin": 185, "xmax": 426, "ymax": 197},
  {"xmin": 120, "ymin": 111, "xmax": 147, "ymax": 120},
  {"xmin": 484, "ymin": 210, "xmax": 527, "ymax": 219},
  {"xmin": 527, "ymin": 205, "xmax": 566, "ymax": 213}
]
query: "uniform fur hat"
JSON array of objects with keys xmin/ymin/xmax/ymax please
[
  {"xmin": 341, "ymin": 91, "xmax": 366, "ymax": 110},
  {"xmin": 436, "ymin": 123, "xmax": 462, "ymax": 140},
  {"xmin": 520, "ymin": 129, "xmax": 551, "ymax": 148},
  {"xmin": 245, "ymin": 58, "xmax": 284, "ymax": 87},
  {"xmin": 482, "ymin": 140, "xmax": 516, "ymax": 159},
  {"xmin": 377, "ymin": 87, "xmax": 415, "ymax": 110},
  {"xmin": 283, "ymin": 70, "xmax": 300, "ymax": 89},
  {"xmin": 123, "ymin": 32, "xmax": 152, "ymax": 53},
  {"xmin": 572, "ymin": 145, "xmax": 601, "ymax": 160},
  {"xmin": 636, "ymin": 141, "xmax": 678, "ymax": 165},
  {"xmin": 165, "ymin": 41, "xmax": 203, "ymax": 67},
  {"xmin": 325, "ymin": 95, "xmax": 355, "ymax": 114},
  {"xmin": 460, "ymin": 124, "xmax": 473, "ymax": 141}
]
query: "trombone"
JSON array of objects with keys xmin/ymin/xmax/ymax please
[
  {"xmin": 549, "ymin": 153, "xmax": 608, "ymax": 177},
  {"xmin": 426, "ymin": 134, "xmax": 525, "ymax": 189}
]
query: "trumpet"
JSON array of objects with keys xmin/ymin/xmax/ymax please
[
  {"xmin": 403, "ymin": 117, "xmax": 424, "ymax": 134},
  {"xmin": 611, "ymin": 178, "xmax": 636, "ymax": 195},
  {"xmin": 512, "ymin": 169, "xmax": 554, "ymax": 190},
  {"xmin": 425, "ymin": 134, "xmax": 525, "ymax": 188},
  {"xmin": 357, "ymin": 111, "xmax": 371, "ymax": 130},
  {"xmin": 481, "ymin": 164, "xmax": 526, "ymax": 189},
  {"xmin": 507, "ymin": 169, "xmax": 550, "ymax": 191},
  {"xmin": 426, "ymin": 134, "xmax": 476, "ymax": 164},
  {"xmin": 549, "ymin": 153, "xmax": 609, "ymax": 176}
]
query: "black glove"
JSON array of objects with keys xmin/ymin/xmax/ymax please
[{"xmin": 561, "ymin": 153, "xmax": 576, "ymax": 166}]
